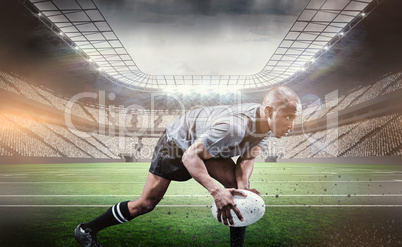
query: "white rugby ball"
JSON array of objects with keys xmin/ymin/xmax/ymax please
[{"xmin": 211, "ymin": 189, "xmax": 265, "ymax": 227}]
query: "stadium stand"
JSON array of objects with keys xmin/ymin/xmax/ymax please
[
  {"xmin": 0, "ymin": 71, "xmax": 96, "ymax": 121},
  {"xmin": 0, "ymin": 65, "xmax": 401, "ymax": 163},
  {"xmin": 281, "ymin": 113, "xmax": 402, "ymax": 159},
  {"xmin": 297, "ymin": 72, "xmax": 402, "ymax": 123},
  {"xmin": 159, "ymin": 113, "xmax": 180, "ymax": 128},
  {"xmin": 139, "ymin": 138, "xmax": 159, "ymax": 159},
  {"xmin": 92, "ymin": 134, "xmax": 138, "ymax": 158},
  {"xmin": 0, "ymin": 114, "xmax": 60, "ymax": 157},
  {"xmin": 1, "ymin": 72, "xmax": 53, "ymax": 107}
]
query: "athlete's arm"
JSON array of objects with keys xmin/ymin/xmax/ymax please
[
  {"xmin": 182, "ymin": 138, "xmax": 245, "ymax": 226},
  {"xmin": 236, "ymin": 145, "xmax": 262, "ymax": 195}
]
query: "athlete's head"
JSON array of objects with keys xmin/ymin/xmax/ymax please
[{"xmin": 261, "ymin": 85, "xmax": 301, "ymax": 138}]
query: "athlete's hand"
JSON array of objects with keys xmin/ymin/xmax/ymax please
[{"xmin": 212, "ymin": 188, "xmax": 247, "ymax": 226}]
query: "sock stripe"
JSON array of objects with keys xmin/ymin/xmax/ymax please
[
  {"xmin": 83, "ymin": 201, "xmax": 131, "ymax": 233},
  {"xmin": 116, "ymin": 202, "xmax": 128, "ymax": 222},
  {"xmin": 112, "ymin": 204, "xmax": 125, "ymax": 224}
]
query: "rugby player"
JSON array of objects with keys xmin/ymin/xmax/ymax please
[{"xmin": 74, "ymin": 85, "xmax": 301, "ymax": 247}]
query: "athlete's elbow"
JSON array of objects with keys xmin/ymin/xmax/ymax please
[
  {"xmin": 182, "ymin": 148, "xmax": 201, "ymax": 165},
  {"xmin": 181, "ymin": 149, "xmax": 193, "ymax": 165}
]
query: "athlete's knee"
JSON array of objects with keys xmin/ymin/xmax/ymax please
[
  {"xmin": 136, "ymin": 198, "xmax": 160, "ymax": 214},
  {"xmin": 144, "ymin": 199, "xmax": 158, "ymax": 213}
]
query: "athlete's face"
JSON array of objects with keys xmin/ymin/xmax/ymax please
[{"xmin": 267, "ymin": 102, "xmax": 299, "ymax": 138}]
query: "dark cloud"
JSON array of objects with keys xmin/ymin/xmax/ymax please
[{"xmin": 94, "ymin": 0, "xmax": 308, "ymax": 17}]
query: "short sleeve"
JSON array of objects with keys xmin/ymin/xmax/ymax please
[
  {"xmin": 256, "ymin": 132, "xmax": 272, "ymax": 147},
  {"xmin": 256, "ymin": 136, "xmax": 268, "ymax": 147},
  {"xmin": 200, "ymin": 118, "xmax": 246, "ymax": 157}
]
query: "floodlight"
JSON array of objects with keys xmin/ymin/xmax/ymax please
[
  {"xmin": 199, "ymin": 86, "xmax": 209, "ymax": 95},
  {"xmin": 164, "ymin": 87, "xmax": 175, "ymax": 93},
  {"xmin": 227, "ymin": 86, "xmax": 240, "ymax": 94},
  {"xmin": 177, "ymin": 86, "xmax": 190, "ymax": 94}
]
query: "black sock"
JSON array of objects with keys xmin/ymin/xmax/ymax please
[
  {"xmin": 230, "ymin": 226, "xmax": 246, "ymax": 247},
  {"xmin": 82, "ymin": 201, "xmax": 133, "ymax": 233}
]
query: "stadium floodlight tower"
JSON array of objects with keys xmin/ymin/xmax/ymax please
[{"xmin": 22, "ymin": 0, "xmax": 382, "ymax": 93}]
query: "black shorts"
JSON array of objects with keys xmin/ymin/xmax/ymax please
[{"xmin": 149, "ymin": 131, "xmax": 192, "ymax": 181}]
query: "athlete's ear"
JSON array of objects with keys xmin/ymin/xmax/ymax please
[{"xmin": 264, "ymin": 106, "xmax": 273, "ymax": 118}]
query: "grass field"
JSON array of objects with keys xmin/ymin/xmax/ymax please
[{"xmin": 0, "ymin": 162, "xmax": 401, "ymax": 247}]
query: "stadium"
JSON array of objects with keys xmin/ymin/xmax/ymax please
[{"xmin": 0, "ymin": 0, "xmax": 401, "ymax": 246}]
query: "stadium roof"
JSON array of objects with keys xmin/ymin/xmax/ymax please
[{"xmin": 23, "ymin": 0, "xmax": 378, "ymax": 92}]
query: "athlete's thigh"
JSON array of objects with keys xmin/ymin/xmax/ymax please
[{"xmin": 204, "ymin": 158, "xmax": 237, "ymax": 188}]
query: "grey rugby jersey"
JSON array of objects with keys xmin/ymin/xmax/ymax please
[{"xmin": 166, "ymin": 103, "xmax": 271, "ymax": 158}]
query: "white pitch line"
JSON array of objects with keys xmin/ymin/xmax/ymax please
[
  {"xmin": 0, "ymin": 180, "xmax": 401, "ymax": 184},
  {"xmin": 0, "ymin": 182, "xmax": 147, "ymax": 184},
  {"xmin": 266, "ymin": 205, "xmax": 402, "ymax": 208},
  {"xmin": 0, "ymin": 204, "xmax": 401, "ymax": 208},
  {"xmin": 252, "ymin": 180, "xmax": 402, "ymax": 183},
  {"xmin": 269, "ymin": 194, "xmax": 402, "ymax": 197},
  {"xmin": 0, "ymin": 194, "xmax": 401, "ymax": 197},
  {"xmin": 0, "ymin": 195, "xmax": 203, "ymax": 197}
]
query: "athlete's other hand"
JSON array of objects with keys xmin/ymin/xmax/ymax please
[{"xmin": 212, "ymin": 188, "xmax": 247, "ymax": 226}]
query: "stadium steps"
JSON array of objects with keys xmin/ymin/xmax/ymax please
[
  {"xmin": 346, "ymin": 84, "xmax": 374, "ymax": 109},
  {"xmin": 310, "ymin": 125, "xmax": 359, "ymax": 158},
  {"xmin": 8, "ymin": 118, "xmax": 64, "ymax": 157},
  {"xmin": 292, "ymin": 132, "xmax": 314, "ymax": 151},
  {"xmin": 303, "ymin": 104, "xmax": 321, "ymax": 122},
  {"xmin": 290, "ymin": 129, "xmax": 336, "ymax": 159},
  {"xmin": 323, "ymin": 74, "xmax": 400, "ymax": 117},
  {"xmin": 43, "ymin": 124, "xmax": 93, "ymax": 158},
  {"xmin": 307, "ymin": 129, "xmax": 336, "ymax": 158},
  {"xmin": 338, "ymin": 114, "xmax": 398, "ymax": 157},
  {"xmin": 81, "ymin": 104, "xmax": 97, "ymax": 123},
  {"xmin": 321, "ymin": 84, "xmax": 368, "ymax": 116},
  {"xmin": 288, "ymin": 132, "xmax": 315, "ymax": 158},
  {"xmin": 379, "ymin": 73, "xmax": 402, "ymax": 96},
  {"xmin": 45, "ymin": 125, "xmax": 113, "ymax": 159},
  {"xmin": 91, "ymin": 135, "xmax": 120, "ymax": 157},
  {"xmin": 83, "ymin": 137, "xmax": 114, "ymax": 159},
  {"xmin": 0, "ymin": 74, "xmax": 22, "ymax": 95},
  {"xmin": 30, "ymin": 85, "xmax": 57, "ymax": 108},
  {"xmin": 321, "ymin": 92, "xmax": 349, "ymax": 116}
]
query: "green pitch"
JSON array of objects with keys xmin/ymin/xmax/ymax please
[{"xmin": 0, "ymin": 162, "xmax": 401, "ymax": 246}]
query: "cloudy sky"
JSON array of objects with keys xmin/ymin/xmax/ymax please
[{"xmin": 94, "ymin": 0, "xmax": 309, "ymax": 75}]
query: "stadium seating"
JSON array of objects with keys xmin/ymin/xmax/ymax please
[
  {"xmin": 298, "ymin": 72, "xmax": 402, "ymax": 123},
  {"xmin": 1, "ymin": 69, "xmax": 401, "ymax": 161},
  {"xmin": 280, "ymin": 114, "xmax": 401, "ymax": 159},
  {"xmin": 0, "ymin": 114, "xmax": 60, "ymax": 157}
]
